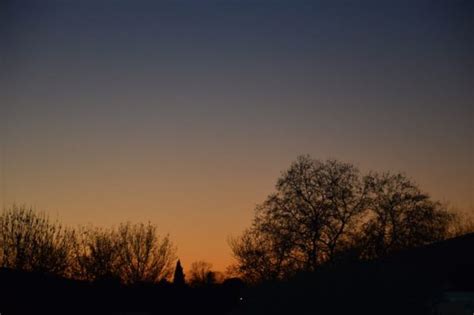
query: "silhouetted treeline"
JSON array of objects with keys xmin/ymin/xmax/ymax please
[
  {"xmin": 0, "ymin": 205, "xmax": 246, "ymax": 314},
  {"xmin": 0, "ymin": 205, "xmax": 248, "ymax": 314},
  {"xmin": 1, "ymin": 233, "xmax": 472, "ymax": 314},
  {"xmin": 0, "ymin": 205, "xmax": 176, "ymax": 283},
  {"xmin": 1, "ymin": 155, "xmax": 473, "ymax": 314}
]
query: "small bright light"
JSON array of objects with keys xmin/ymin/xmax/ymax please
[{"xmin": 239, "ymin": 297, "xmax": 243, "ymax": 301}]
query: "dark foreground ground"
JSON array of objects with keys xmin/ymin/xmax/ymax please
[
  {"xmin": 233, "ymin": 233, "xmax": 474, "ymax": 315},
  {"xmin": 1, "ymin": 233, "xmax": 473, "ymax": 315}
]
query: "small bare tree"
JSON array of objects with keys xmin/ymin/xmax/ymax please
[
  {"xmin": 188, "ymin": 260, "xmax": 223, "ymax": 287},
  {"xmin": 116, "ymin": 222, "xmax": 176, "ymax": 284},
  {"xmin": 0, "ymin": 205, "xmax": 76, "ymax": 277},
  {"xmin": 74, "ymin": 226, "xmax": 121, "ymax": 281}
]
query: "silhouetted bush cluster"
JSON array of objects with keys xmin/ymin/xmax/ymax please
[{"xmin": 0, "ymin": 205, "xmax": 176, "ymax": 284}]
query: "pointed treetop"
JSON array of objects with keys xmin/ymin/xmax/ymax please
[{"xmin": 173, "ymin": 259, "xmax": 185, "ymax": 286}]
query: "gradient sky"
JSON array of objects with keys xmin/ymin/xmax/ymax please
[{"xmin": 1, "ymin": 0, "xmax": 473, "ymax": 271}]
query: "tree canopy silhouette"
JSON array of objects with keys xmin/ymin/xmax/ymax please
[
  {"xmin": 230, "ymin": 155, "xmax": 455, "ymax": 282},
  {"xmin": 356, "ymin": 172, "xmax": 453, "ymax": 259}
]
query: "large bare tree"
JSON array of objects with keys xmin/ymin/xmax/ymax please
[
  {"xmin": 231, "ymin": 156, "xmax": 368, "ymax": 280},
  {"xmin": 231, "ymin": 156, "xmax": 456, "ymax": 282}
]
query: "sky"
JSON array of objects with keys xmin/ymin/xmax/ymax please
[{"xmin": 1, "ymin": 0, "xmax": 473, "ymax": 271}]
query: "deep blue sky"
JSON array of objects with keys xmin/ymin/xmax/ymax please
[{"xmin": 1, "ymin": 0, "xmax": 473, "ymax": 269}]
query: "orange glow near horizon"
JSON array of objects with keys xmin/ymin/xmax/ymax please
[{"xmin": 1, "ymin": 0, "xmax": 472, "ymax": 272}]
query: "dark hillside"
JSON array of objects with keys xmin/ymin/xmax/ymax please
[{"xmin": 233, "ymin": 233, "xmax": 474, "ymax": 315}]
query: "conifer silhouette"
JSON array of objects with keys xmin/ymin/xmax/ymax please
[{"xmin": 173, "ymin": 259, "xmax": 185, "ymax": 286}]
